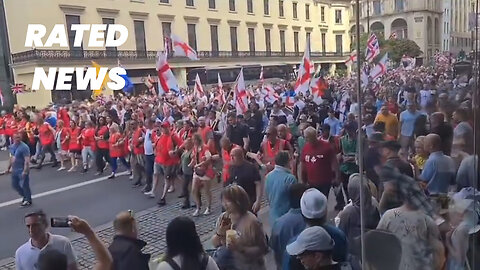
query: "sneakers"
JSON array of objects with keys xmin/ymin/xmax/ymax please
[
  {"xmin": 107, "ymin": 173, "xmax": 115, "ymax": 179},
  {"xmin": 157, "ymin": 198, "xmax": 166, "ymax": 206},
  {"xmin": 20, "ymin": 201, "xmax": 32, "ymax": 207},
  {"xmin": 141, "ymin": 185, "xmax": 151, "ymax": 193},
  {"xmin": 178, "ymin": 193, "xmax": 186, "ymax": 198},
  {"xmin": 129, "ymin": 175, "xmax": 134, "ymax": 180},
  {"xmin": 192, "ymin": 208, "xmax": 201, "ymax": 217},
  {"xmin": 94, "ymin": 171, "xmax": 103, "ymax": 176},
  {"xmin": 132, "ymin": 182, "xmax": 142, "ymax": 188},
  {"xmin": 203, "ymin": 208, "xmax": 211, "ymax": 216},
  {"xmin": 181, "ymin": 203, "xmax": 191, "ymax": 209},
  {"xmin": 67, "ymin": 166, "xmax": 76, "ymax": 172},
  {"xmin": 57, "ymin": 167, "xmax": 66, "ymax": 171},
  {"xmin": 167, "ymin": 187, "xmax": 175, "ymax": 193},
  {"xmin": 144, "ymin": 191, "xmax": 155, "ymax": 198}
]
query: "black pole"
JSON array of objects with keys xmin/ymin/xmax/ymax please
[{"xmin": 367, "ymin": 0, "xmax": 370, "ymax": 34}]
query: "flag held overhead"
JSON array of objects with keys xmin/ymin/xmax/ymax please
[{"xmin": 171, "ymin": 34, "xmax": 199, "ymax": 61}]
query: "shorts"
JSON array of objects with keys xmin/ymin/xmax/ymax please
[
  {"xmin": 58, "ymin": 149, "xmax": 68, "ymax": 156},
  {"xmin": 70, "ymin": 150, "xmax": 81, "ymax": 156},
  {"xmin": 158, "ymin": 164, "xmax": 178, "ymax": 179}
]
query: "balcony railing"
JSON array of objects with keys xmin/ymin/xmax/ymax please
[{"xmin": 12, "ymin": 49, "xmax": 349, "ymax": 64}]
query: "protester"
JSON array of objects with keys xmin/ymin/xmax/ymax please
[
  {"xmin": 7, "ymin": 131, "xmax": 32, "ymax": 206},
  {"xmin": 191, "ymin": 133, "xmax": 214, "ymax": 216},
  {"xmin": 35, "ymin": 117, "xmax": 58, "ymax": 169}
]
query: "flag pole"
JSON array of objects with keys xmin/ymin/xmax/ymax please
[
  {"xmin": 355, "ymin": 0, "xmax": 366, "ymax": 268},
  {"xmin": 212, "ymin": 69, "xmax": 240, "ymax": 130}
]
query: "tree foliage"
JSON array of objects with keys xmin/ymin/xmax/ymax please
[{"xmin": 351, "ymin": 33, "xmax": 423, "ymax": 63}]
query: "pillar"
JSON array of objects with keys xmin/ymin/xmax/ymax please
[
  {"xmin": 329, "ymin": 63, "xmax": 337, "ymax": 76},
  {"xmin": 173, "ymin": 68, "xmax": 187, "ymax": 89}
]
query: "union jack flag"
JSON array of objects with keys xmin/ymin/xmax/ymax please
[
  {"xmin": 12, "ymin": 83, "xmax": 25, "ymax": 94},
  {"xmin": 365, "ymin": 33, "xmax": 380, "ymax": 63}
]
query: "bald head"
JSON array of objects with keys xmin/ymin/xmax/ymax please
[
  {"xmin": 113, "ymin": 211, "xmax": 137, "ymax": 238},
  {"xmin": 425, "ymin": 133, "xmax": 442, "ymax": 153},
  {"xmin": 231, "ymin": 147, "xmax": 245, "ymax": 164}
]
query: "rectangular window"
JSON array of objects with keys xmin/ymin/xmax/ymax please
[
  {"xmin": 279, "ymin": 0, "xmax": 284, "ymax": 17},
  {"xmin": 102, "ymin": 18, "xmax": 117, "ymax": 55},
  {"xmin": 247, "ymin": 0, "xmax": 253, "ymax": 13},
  {"xmin": 264, "ymin": 0, "xmax": 269, "ymax": 15},
  {"xmin": 230, "ymin": 26, "xmax": 238, "ymax": 54},
  {"xmin": 210, "ymin": 25, "xmax": 219, "ymax": 56},
  {"xmin": 321, "ymin": 6, "xmax": 325, "ymax": 22},
  {"xmin": 294, "ymin": 31, "xmax": 299, "ymax": 53},
  {"xmin": 248, "ymin": 28, "xmax": 255, "ymax": 54},
  {"xmin": 395, "ymin": 0, "xmax": 404, "ymax": 12},
  {"xmin": 293, "ymin": 2, "xmax": 298, "ymax": 19},
  {"xmin": 306, "ymin": 32, "xmax": 311, "ymax": 46},
  {"xmin": 280, "ymin": 30, "xmax": 286, "ymax": 54},
  {"xmin": 209, "ymin": 0, "xmax": 215, "ymax": 9},
  {"xmin": 66, "ymin": 15, "xmax": 82, "ymax": 56},
  {"xmin": 373, "ymin": 1, "xmax": 381, "ymax": 15},
  {"xmin": 133, "ymin": 20, "xmax": 146, "ymax": 56},
  {"xmin": 229, "ymin": 0, "xmax": 235, "ymax": 11},
  {"xmin": 187, "ymin": 24, "xmax": 197, "ymax": 51},
  {"xmin": 265, "ymin": 29, "xmax": 271, "ymax": 54},
  {"xmin": 186, "ymin": 0, "xmax": 194, "ymax": 7},
  {"xmin": 159, "ymin": 0, "xmax": 169, "ymax": 3},
  {"xmin": 335, "ymin": 34, "xmax": 343, "ymax": 54},
  {"xmin": 162, "ymin": 22, "xmax": 172, "ymax": 55},
  {"xmin": 305, "ymin": 4, "xmax": 310, "ymax": 20},
  {"xmin": 335, "ymin": 10, "xmax": 342, "ymax": 24},
  {"xmin": 321, "ymin": 33, "xmax": 326, "ymax": 53}
]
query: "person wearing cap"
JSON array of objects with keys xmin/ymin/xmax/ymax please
[
  {"xmin": 286, "ymin": 226, "xmax": 343, "ymax": 270},
  {"xmin": 283, "ymin": 188, "xmax": 347, "ymax": 270}
]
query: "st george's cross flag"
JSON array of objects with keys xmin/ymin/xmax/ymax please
[
  {"xmin": 294, "ymin": 40, "xmax": 314, "ymax": 95},
  {"xmin": 171, "ymin": 34, "xmax": 199, "ymax": 60},
  {"xmin": 345, "ymin": 50, "xmax": 358, "ymax": 66},
  {"xmin": 156, "ymin": 51, "xmax": 179, "ymax": 95},
  {"xmin": 216, "ymin": 73, "xmax": 226, "ymax": 104},
  {"xmin": 370, "ymin": 53, "xmax": 389, "ymax": 81},
  {"xmin": 310, "ymin": 77, "xmax": 328, "ymax": 105},
  {"xmin": 194, "ymin": 73, "xmax": 206, "ymax": 99},
  {"xmin": 233, "ymin": 68, "xmax": 249, "ymax": 114}
]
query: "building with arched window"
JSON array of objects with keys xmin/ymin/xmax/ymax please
[{"xmin": 350, "ymin": 0, "xmax": 443, "ymax": 60}]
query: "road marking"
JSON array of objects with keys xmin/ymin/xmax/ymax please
[{"xmin": 0, "ymin": 171, "xmax": 129, "ymax": 208}]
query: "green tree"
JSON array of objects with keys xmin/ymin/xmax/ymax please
[{"xmin": 384, "ymin": 39, "xmax": 422, "ymax": 63}]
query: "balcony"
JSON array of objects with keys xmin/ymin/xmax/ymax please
[{"xmin": 12, "ymin": 49, "xmax": 350, "ymax": 64}]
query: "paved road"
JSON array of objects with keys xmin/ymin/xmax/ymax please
[{"xmin": 0, "ymin": 155, "xmax": 176, "ymax": 262}]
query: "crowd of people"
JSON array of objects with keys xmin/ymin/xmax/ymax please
[{"xmin": 8, "ymin": 51, "xmax": 480, "ymax": 270}]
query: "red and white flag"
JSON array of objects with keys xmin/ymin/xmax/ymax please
[
  {"xmin": 365, "ymin": 33, "xmax": 380, "ymax": 63},
  {"xmin": 171, "ymin": 34, "xmax": 198, "ymax": 60},
  {"xmin": 194, "ymin": 74, "xmax": 205, "ymax": 99},
  {"xmin": 216, "ymin": 73, "xmax": 226, "ymax": 104},
  {"xmin": 294, "ymin": 40, "xmax": 314, "ymax": 95},
  {"xmin": 263, "ymin": 84, "xmax": 279, "ymax": 104},
  {"xmin": 310, "ymin": 77, "xmax": 328, "ymax": 105},
  {"xmin": 370, "ymin": 53, "xmax": 389, "ymax": 81},
  {"xmin": 12, "ymin": 83, "xmax": 25, "ymax": 94},
  {"xmin": 259, "ymin": 66, "xmax": 264, "ymax": 85},
  {"xmin": 156, "ymin": 51, "xmax": 179, "ymax": 95},
  {"xmin": 233, "ymin": 68, "xmax": 249, "ymax": 114},
  {"xmin": 345, "ymin": 50, "xmax": 357, "ymax": 66}
]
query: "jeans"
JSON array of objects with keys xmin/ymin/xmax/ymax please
[
  {"xmin": 144, "ymin": 154, "xmax": 155, "ymax": 190},
  {"xmin": 95, "ymin": 148, "xmax": 110, "ymax": 173},
  {"xmin": 111, "ymin": 157, "xmax": 130, "ymax": 174},
  {"xmin": 37, "ymin": 143, "xmax": 57, "ymax": 166},
  {"xmin": 81, "ymin": 146, "xmax": 95, "ymax": 169},
  {"xmin": 12, "ymin": 171, "xmax": 31, "ymax": 202}
]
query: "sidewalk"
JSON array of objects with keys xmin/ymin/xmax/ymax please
[{"xmin": 0, "ymin": 179, "xmax": 275, "ymax": 270}]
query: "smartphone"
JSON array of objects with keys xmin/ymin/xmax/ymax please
[{"xmin": 51, "ymin": 217, "xmax": 70, "ymax": 228}]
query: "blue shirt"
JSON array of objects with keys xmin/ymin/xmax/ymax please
[
  {"xmin": 270, "ymin": 208, "xmax": 305, "ymax": 268},
  {"xmin": 265, "ymin": 166, "xmax": 297, "ymax": 225},
  {"xmin": 9, "ymin": 142, "xmax": 30, "ymax": 173},
  {"xmin": 421, "ymin": 151, "xmax": 456, "ymax": 194},
  {"xmin": 323, "ymin": 117, "xmax": 342, "ymax": 136},
  {"xmin": 399, "ymin": 110, "xmax": 422, "ymax": 136},
  {"xmin": 282, "ymin": 224, "xmax": 348, "ymax": 270}
]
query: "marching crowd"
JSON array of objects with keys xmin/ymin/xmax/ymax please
[{"xmin": 8, "ymin": 53, "xmax": 480, "ymax": 270}]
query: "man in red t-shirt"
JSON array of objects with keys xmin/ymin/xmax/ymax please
[
  {"xmin": 300, "ymin": 127, "xmax": 339, "ymax": 197},
  {"xmin": 147, "ymin": 121, "xmax": 182, "ymax": 206},
  {"xmin": 130, "ymin": 120, "xmax": 145, "ymax": 187},
  {"xmin": 35, "ymin": 117, "xmax": 58, "ymax": 169}
]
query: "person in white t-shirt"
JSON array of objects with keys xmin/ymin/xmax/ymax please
[
  {"xmin": 156, "ymin": 217, "xmax": 219, "ymax": 270},
  {"xmin": 15, "ymin": 210, "xmax": 78, "ymax": 270}
]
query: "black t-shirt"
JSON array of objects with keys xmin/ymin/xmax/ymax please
[
  {"xmin": 227, "ymin": 161, "xmax": 261, "ymax": 205},
  {"xmin": 226, "ymin": 124, "xmax": 249, "ymax": 148},
  {"xmin": 385, "ymin": 157, "xmax": 414, "ymax": 178},
  {"xmin": 430, "ymin": 123, "xmax": 453, "ymax": 155}
]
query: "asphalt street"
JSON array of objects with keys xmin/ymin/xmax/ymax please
[{"xmin": 0, "ymin": 153, "xmax": 160, "ymax": 261}]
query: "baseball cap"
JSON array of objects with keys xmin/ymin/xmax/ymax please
[
  {"xmin": 160, "ymin": 121, "xmax": 171, "ymax": 128},
  {"xmin": 286, "ymin": 226, "xmax": 334, "ymax": 256},
  {"xmin": 301, "ymin": 188, "xmax": 327, "ymax": 219}
]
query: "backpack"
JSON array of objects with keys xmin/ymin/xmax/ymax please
[{"xmin": 164, "ymin": 254, "xmax": 209, "ymax": 270}]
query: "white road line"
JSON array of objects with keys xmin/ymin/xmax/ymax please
[{"xmin": 0, "ymin": 171, "xmax": 129, "ymax": 208}]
